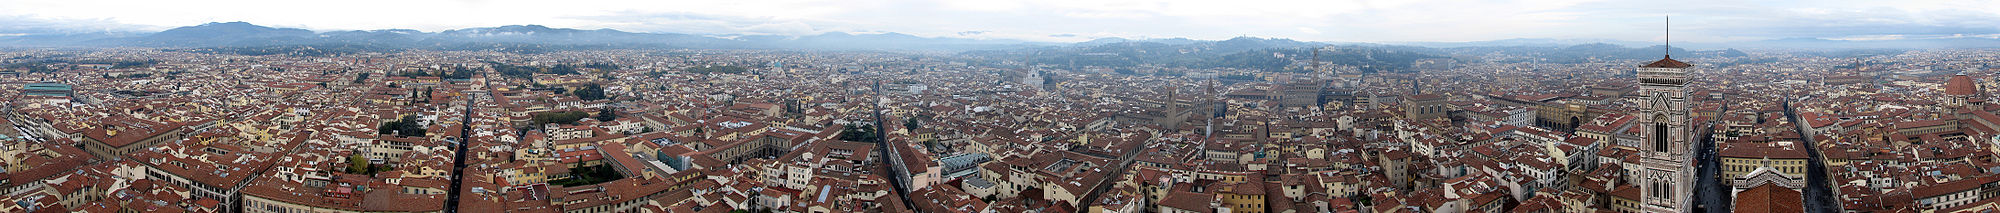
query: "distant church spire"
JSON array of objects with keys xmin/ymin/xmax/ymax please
[{"xmin": 1311, "ymin": 47, "xmax": 1321, "ymax": 82}]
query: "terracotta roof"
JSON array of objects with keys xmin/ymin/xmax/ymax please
[
  {"xmin": 1732, "ymin": 184, "xmax": 1803, "ymax": 213},
  {"xmin": 1227, "ymin": 182, "xmax": 1266, "ymax": 195},
  {"xmin": 1914, "ymin": 175, "xmax": 2000, "ymax": 198},
  {"xmin": 1160, "ymin": 191, "xmax": 1214, "ymax": 212},
  {"xmin": 1603, "ymin": 184, "xmax": 1640, "ymax": 201},
  {"xmin": 1947, "ymin": 74, "xmax": 1979, "ymax": 96},
  {"xmin": 1718, "ymin": 142, "xmax": 1810, "ymax": 159},
  {"xmin": 1408, "ymin": 94, "xmax": 1443, "ymax": 101},
  {"xmin": 1641, "ymin": 56, "xmax": 1691, "ymax": 68}
]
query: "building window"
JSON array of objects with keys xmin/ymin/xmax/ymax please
[
  {"xmin": 1653, "ymin": 122, "xmax": 1668, "ymax": 153},
  {"xmin": 1651, "ymin": 181, "xmax": 1668, "ymax": 199}
]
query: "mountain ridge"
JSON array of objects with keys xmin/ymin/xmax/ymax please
[
  {"xmin": 1, "ymin": 22, "xmax": 1053, "ymax": 52},
  {"xmin": 6, "ymin": 22, "xmax": 1999, "ymax": 52}
]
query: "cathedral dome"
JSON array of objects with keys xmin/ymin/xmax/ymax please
[{"xmin": 1947, "ymin": 74, "xmax": 1979, "ymax": 96}]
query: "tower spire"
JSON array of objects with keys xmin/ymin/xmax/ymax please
[{"xmin": 1311, "ymin": 47, "xmax": 1323, "ymax": 84}]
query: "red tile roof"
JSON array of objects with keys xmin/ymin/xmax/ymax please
[
  {"xmin": 1947, "ymin": 74, "xmax": 1979, "ymax": 96},
  {"xmin": 1732, "ymin": 183, "xmax": 1803, "ymax": 213},
  {"xmin": 1641, "ymin": 56, "xmax": 1691, "ymax": 68},
  {"xmin": 1718, "ymin": 142, "xmax": 1810, "ymax": 159},
  {"xmin": 1161, "ymin": 191, "xmax": 1214, "ymax": 212}
]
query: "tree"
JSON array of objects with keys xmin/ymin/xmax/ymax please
[
  {"xmin": 583, "ymin": 62, "xmax": 621, "ymax": 71},
  {"xmin": 1219, "ymin": 74, "xmax": 1257, "ymax": 81},
  {"xmin": 489, "ymin": 62, "xmax": 541, "ymax": 78},
  {"xmin": 838, "ymin": 124, "xmax": 878, "ymax": 142},
  {"xmin": 378, "ymin": 115, "xmax": 426, "ymax": 137},
  {"xmin": 348, "ymin": 154, "xmax": 369, "ymax": 174},
  {"xmin": 532, "ymin": 111, "xmax": 591, "ymax": 126},
  {"xmin": 572, "ymin": 84, "xmax": 607, "ymax": 100},
  {"xmin": 444, "ymin": 65, "xmax": 476, "ymax": 79},
  {"xmin": 686, "ymin": 65, "xmax": 748, "ymax": 74},
  {"xmin": 551, "ymin": 164, "xmax": 624, "ymax": 186},
  {"xmin": 595, "ymin": 107, "xmax": 619, "ymax": 122},
  {"xmin": 1041, "ymin": 71, "xmax": 1055, "ymax": 85},
  {"xmin": 547, "ymin": 63, "xmax": 579, "ymax": 75}
]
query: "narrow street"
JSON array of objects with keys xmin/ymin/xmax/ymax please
[
  {"xmin": 1694, "ymin": 124, "xmax": 1729, "ymax": 212},
  {"xmin": 443, "ymin": 85, "xmax": 478, "ymax": 212},
  {"xmin": 1784, "ymin": 99, "xmax": 1841, "ymax": 213},
  {"xmin": 1070, "ymin": 136, "xmax": 1148, "ymax": 213},
  {"xmin": 872, "ymin": 80, "xmax": 920, "ymax": 210}
]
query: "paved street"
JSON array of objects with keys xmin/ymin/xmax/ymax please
[
  {"xmin": 1694, "ymin": 125, "xmax": 1729, "ymax": 212},
  {"xmin": 1785, "ymin": 99, "xmax": 1842, "ymax": 213},
  {"xmin": 444, "ymin": 92, "xmax": 475, "ymax": 213}
]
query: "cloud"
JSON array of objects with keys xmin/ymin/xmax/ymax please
[
  {"xmin": 0, "ymin": 15, "xmax": 159, "ymax": 34},
  {"xmin": 1947, "ymin": 34, "xmax": 2000, "ymax": 39},
  {"xmin": 570, "ymin": 11, "xmax": 831, "ymax": 35},
  {"xmin": 0, "ymin": 0, "xmax": 1992, "ymax": 43},
  {"xmin": 1827, "ymin": 35, "xmax": 1905, "ymax": 41},
  {"xmin": 1672, "ymin": 3, "xmax": 2000, "ymax": 40},
  {"xmin": 1532, "ymin": 0, "xmax": 2000, "ymax": 42}
]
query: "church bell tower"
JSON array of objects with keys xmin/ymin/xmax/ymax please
[{"xmin": 1637, "ymin": 16, "xmax": 1695, "ymax": 213}]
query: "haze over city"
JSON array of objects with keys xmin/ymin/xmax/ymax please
[
  {"xmin": 2, "ymin": 1, "xmax": 2000, "ymax": 213},
  {"xmin": 4, "ymin": 0, "xmax": 1999, "ymax": 43}
]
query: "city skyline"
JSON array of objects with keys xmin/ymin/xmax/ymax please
[
  {"xmin": 3, "ymin": 0, "xmax": 1998, "ymax": 43},
  {"xmin": 3, "ymin": 1, "xmax": 2000, "ymax": 213}
]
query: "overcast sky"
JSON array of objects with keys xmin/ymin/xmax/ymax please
[{"xmin": 2, "ymin": 0, "xmax": 1996, "ymax": 43}]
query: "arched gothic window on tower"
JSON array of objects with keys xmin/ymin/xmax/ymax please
[{"xmin": 1654, "ymin": 114, "xmax": 1669, "ymax": 153}]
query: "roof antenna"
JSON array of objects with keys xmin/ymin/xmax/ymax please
[{"xmin": 1665, "ymin": 15, "xmax": 1671, "ymax": 58}]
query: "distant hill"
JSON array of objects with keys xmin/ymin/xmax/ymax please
[
  {"xmin": 1396, "ymin": 38, "xmax": 1656, "ymax": 48},
  {"xmin": 1445, "ymin": 43, "xmax": 1748, "ymax": 63},
  {"xmin": 123, "ymin": 22, "xmax": 316, "ymax": 47},
  {"xmin": 4, "ymin": 21, "xmax": 1991, "ymax": 59},
  {"xmin": 961, "ymin": 36, "xmax": 1449, "ymax": 74},
  {"xmin": 1713, "ymin": 37, "xmax": 2000, "ymax": 49},
  {"xmin": 734, "ymin": 32, "xmax": 1052, "ymax": 51},
  {"xmin": 0, "ymin": 22, "xmax": 1054, "ymax": 52},
  {"xmin": 1074, "ymin": 37, "xmax": 1203, "ymax": 46},
  {"xmin": 1404, "ymin": 37, "xmax": 2000, "ymax": 50}
]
